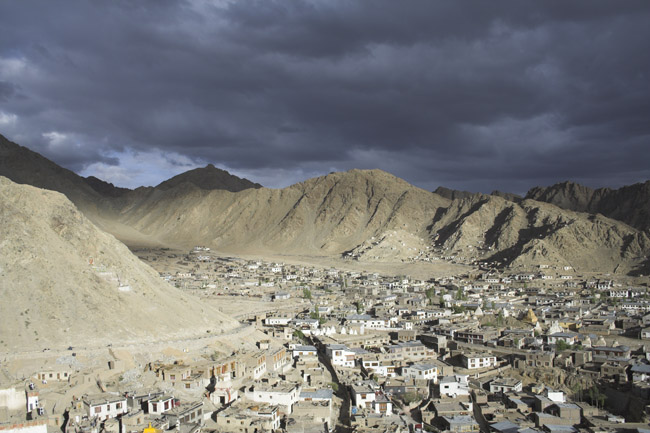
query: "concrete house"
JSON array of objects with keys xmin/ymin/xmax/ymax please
[
  {"xmin": 246, "ymin": 352, "xmax": 267, "ymax": 380},
  {"xmin": 244, "ymin": 381, "xmax": 301, "ymax": 415},
  {"xmin": 216, "ymin": 403, "xmax": 280, "ymax": 432},
  {"xmin": 439, "ymin": 375, "xmax": 470, "ymax": 398},
  {"xmin": 350, "ymin": 381, "xmax": 380, "ymax": 411},
  {"xmin": 147, "ymin": 395, "xmax": 174, "ymax": 415},
  {"xmin": 360, "ymin": 357, "xmax": 396, "ymax": 378},
  {"xmin": 164, "ymin": 401, "xmax": 203, "ymax": 429},
  {"xmin": 292, "ymin": 345, "xmax": 317, "ymax": 360},
  {"xmin": 440, "ymin": 415, "xmax": 480, "ymax": 432},
  {"xmin": 402, "ymin": 363, "xmax": 439, "ymax": 382},
  {"xmin": 462, "ymin": 353, "xmax": 497, "ymax": 370},
  {"xmin": 489, "ymin": 378, "xmax": 523, "ymax": 393},
  {"xmin": 326, "ymin": 344, "xmax": 357, "ymax": 368},
  {"xmin": 83, "ymin": 394, "xmax": 128, "ymax": 421}
]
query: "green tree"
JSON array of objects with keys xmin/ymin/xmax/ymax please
[
  {"xmin": 556, "ymin": 339, "xmax": 570, "ymax": 351},
  {"xmin": 426, "ymin": 287, "xmax": 435, "ymax": 302},
  {"xmin": 452, "ymin": 305, "xmax": 466, "ymax": 314},
  {"xmin": 293, "ymin": 330, "xmax": 307, "ymax": 342},
  {"xmin": 399, "ymin": 392, "xmax": 421, "ymax": 405},
  {"xmin": 303, "ymin": 288, "xmax": 312, "ymax": 300},
  {"xmin": 587, "ymin": 385, "xmax": 606, "ymax": 409}
]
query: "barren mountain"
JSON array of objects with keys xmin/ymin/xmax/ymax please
[
  {"xmin": 526, "ymin": 180, "xmax": 650, "ymax": 231},
  {"xmin": 83, "ymin": 175, "xmax": 131, "ymax": 197},
  {"xmin": 0, "ymin": 134, "xmax": 103, "ymax": 205},
  {"xmin": 1, "ymin": 135, "xmax": 649, "ymax": 274},
  {"xmin": 434, "ymin": 186, "xmax": 522, "ymax": 203},
  {"xmin": 99, "ymin": 169, "xmax": 650, "ymax": 274},
  {"xmin": 490, "ymin": 190, "xmax": 522, "ymax": 203},
  {"xmin": 428, "ymin": 194, "xmax": 650, "ymax": 274},
  {"xmin": 155, "ymin": 163, "xmax": 262, "ymax": 192},
  {"xmin": 433, "ymin": 186, "xmax": 475, "ymax": 201},
  {"xmin": 0, "ymin": 177, "xmax": 236, "ymax": 352},
  {"xmin": 108, "ymin": 169, "xmax": 450, "ymax": 254}
]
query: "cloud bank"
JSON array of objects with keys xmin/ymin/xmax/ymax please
[{"xmin": 1, "ymin": 0, "xmax": 649, "ymax": 192}]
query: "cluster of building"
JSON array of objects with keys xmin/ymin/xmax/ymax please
[{"xmin": 3, "ymin": 251, "xmax": 650, "ymax": 433}]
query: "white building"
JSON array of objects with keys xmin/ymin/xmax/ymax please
[
  {"xmin": 292, "ymin": 345, "xmax": 317, "ymax": 360},
  {"xmin": 351, "ymin": 382, "xmax": 379, "ymax": 411},
  {"xmin": 544, "ymin": 387, "xmax": 565, "ymax": 403},
  {"xmin": 274, "ymin": 292, "xmax": 290, "ymax": 301},
  {"xmin": 489, "ymin": 378, "xmax": 522, "ymax": 393},
  {"xmin": 461, "ymin": 353, "xmax": 497, "ymax": 370},
  {"xmin": 147, "ymin": 395, "xmax": 174, "ymax": 415},
  {"xmin": 26, "ymin": 391, "xmax": 39, "ymax": 412},
  {"xmin": 402, "ymin": 363, "xmax": 438, "ymax": 382},
  {"xmin": 83, "ymin": 394, "xmax": 128, "ymax": 421},
  {"xmin": 244, "ymin": 382, "xmax": 301, "ymax": 415},
  {"xmin": 361, "ymin": 359, "xmax": 396, "ymax": 378},
  {"xmin": 326, "ymin": 344, "xmax": 357, "ymax": 368},
  {"xmin": 265, "ymin": 316, "xmax": 292, "ymax": 326},
  {"xmin": 439, "ymin": 375, "xmax": 470, "ymax": 398}
]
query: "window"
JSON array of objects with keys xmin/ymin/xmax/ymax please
[
  {"xmin": 95, "ymin": 406, "xmax": 102, "ymax": 413},
  {"xmin": 116, "ymin": 402, "xmax": 122, "ymax": 409}
]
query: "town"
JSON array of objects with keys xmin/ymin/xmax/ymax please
[{"xmin": 2, "ymin": 246, "xmax": 650, "ymax": 433}]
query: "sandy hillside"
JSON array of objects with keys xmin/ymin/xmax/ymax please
[{"xmin": 0, "ymin": 177, "xmax": 237, "ymax": 353}]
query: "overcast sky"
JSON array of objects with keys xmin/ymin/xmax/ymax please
[{"xmin": 1, "ymin": 1, "xmax": 649, "ymax": 193}]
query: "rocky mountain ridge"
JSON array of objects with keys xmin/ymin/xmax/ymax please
[
  {"xmin": 526, "ymin": 180, "xmax": 650, "ymax": 231},
  {"xmin": 1, "ymin": 134, "xmax": 649, "ymax": 274}
]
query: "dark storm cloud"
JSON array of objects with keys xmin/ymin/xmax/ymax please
[{"xmin": 0, "ymin": 0, "xmax": 649, "ymax": 191}]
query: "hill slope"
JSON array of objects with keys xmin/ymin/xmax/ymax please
[
  {"xmin": 428, "ymin": 194, "xmax": 650, "ymax": 274},
  {"xmin": 102, "ymin": 170, "xmax": 650, "ymax": 274},
  {"xmin": 0, "ymin": 177, "xmax": 236, "ymax": 352},
  {"xmin": 0, "ymin": 134, "xmax": 103, "ymax": 205},
  {"xmin": 108, "ymin": 169, "xmax": 450, "ymax": 254},
  {"xmin": 526, "ymin": 181, "xmax": 650, "ymax": 231}
]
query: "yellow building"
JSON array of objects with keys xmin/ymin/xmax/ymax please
[{"xmin": 143, "ymin": 423, "xmax": 161, "ymax": 433}]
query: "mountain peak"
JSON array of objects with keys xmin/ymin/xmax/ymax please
[
  {"xmin": 155, "ymin": 165, "xmax": 262, "ymax": 192},
  {"xmin": 83, "ymin": 176, "xmax": 131, "ymax": 197}
]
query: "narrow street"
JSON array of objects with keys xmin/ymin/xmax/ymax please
[
  {"xmin": 471, "ymin": 392, "xmax": 490, "ymax": 433},
  {"xmin": 310, "ymin": 337, "xmax": 353, "ymax": 433}
]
